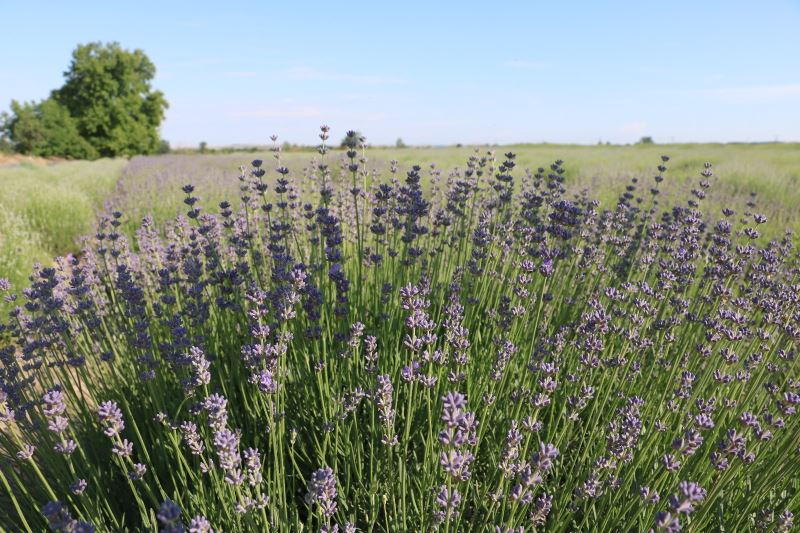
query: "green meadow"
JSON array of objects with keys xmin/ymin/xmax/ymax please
[{"xmin": 0, "ymin": 159, "xmax": 125, "ymax": 296}]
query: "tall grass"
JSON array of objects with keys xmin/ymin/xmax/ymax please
[
  {"xmin": 0, "ymin": 159, "xmax": 126, "ymax": 313},
  {"xmin": 1, "ymin": 132, "xmax": 798, "ymax": 531}
]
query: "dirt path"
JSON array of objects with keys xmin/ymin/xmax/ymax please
[{"xmin": 0, "ymin": 154, "xmax": 65, "ymax": 167}]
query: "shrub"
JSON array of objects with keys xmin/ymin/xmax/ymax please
[{"xmin": 3, "ymin": 99, "xmax": 98, "ymax": 159}]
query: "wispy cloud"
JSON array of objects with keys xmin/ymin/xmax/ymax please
[
  {"xmin": 621, "ymin": 121, "xmax": 648, "ymax": 136},
  {"xmin": 176, "ymin": 19, "xmax": 207, "ymax": 29},
  {"xmin": 702, "ymin": 84, "xmax": 800, "ymax": 103},
  {"xmin": 280, "ymin": 66, "xmax": 404, "ymax": 84},
  {"xmin": 223, "ymin": 71, "xmax": 260, "ymax": 79},
  {"xmin": 228, "ymin": 106, "xmax": 323, "ymax": 119},
  {"xmin": 502, "ymin": 59, "xmax": 546, "ymax": 70}
]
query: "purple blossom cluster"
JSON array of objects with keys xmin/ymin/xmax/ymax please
[
  {"xmin": 1, "ymin": 132, "xmax": 799, "ymax": 531},
  {"xmin": 305, "ymin": 466, "xmax": 338, "ymax": 519}
]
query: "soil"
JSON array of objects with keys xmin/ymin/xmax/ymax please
[{"xmin": 0, "ymin": 154, "xmax": 66, "ymax": 167}]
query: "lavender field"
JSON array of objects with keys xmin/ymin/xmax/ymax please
[{"xmin": 1, "ymin": 134, "xmax": 800, "ymax": 531}]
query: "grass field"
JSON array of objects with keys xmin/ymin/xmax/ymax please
[{"xmin": 0, "ymin": 158, "xmax": 125, "ymax": 299}]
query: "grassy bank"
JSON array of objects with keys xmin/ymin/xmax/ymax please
[{"xmin": 0, "ymin": 159, "xmax": 126, "ymax": 300}]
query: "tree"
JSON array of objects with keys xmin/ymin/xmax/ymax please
[
  {"xmin": 199, "ymin": 141, "xmax": 208, "ymax": 153},
  {"xmin": 55, "ymin": 42, "xmax": 168, "ymax": 157},
  {"xmin": 638, "ymin": 136, "xmax": 655, "ymax": 145},
  {"xmin": 395, "ymin": 137, "xmax": 407, "ymax": 148},
  {"xmin": 0, "ymin": 112, "xmax": 12, "ymax": 153},
  {"xmin": 340, "ymin": 130, "xmax": 363, "ymax": 149},
  {"xmin": 4, "ymin": 42, "xmax": 168, "ymax": 158},
  {"xmin": 2, "ymin": 99, "xmax": 97, "ymax": 159}
]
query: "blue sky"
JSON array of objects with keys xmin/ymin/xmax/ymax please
[{"xmin": 2, "ymin": 0, "xmax": 799, "ymax": 146}]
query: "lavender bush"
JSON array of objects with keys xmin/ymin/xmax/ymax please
[{"xmin": 1, "ymin": 127, "xmax": 798, "ymax": 531}]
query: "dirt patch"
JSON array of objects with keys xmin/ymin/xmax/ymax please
[{"xmin": 0, "ymin": 154, "xmax": 66, "ymax": 167}]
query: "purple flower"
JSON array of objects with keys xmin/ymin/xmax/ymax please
[
  {"xmin": 187, "ymin": 346, "xmax": 211, "ymax": 389},
  {"xmin": 48, "ymin": 416, "xmax": 69, "ymax": 434},
  {"xmin": 188, "ymin": 515, "xmax": 214, "ymax": 533},
  {"xmin": 42, "ymin": 389, "xmax": 66, "ymax": 417},
  {"xmin": 255, "ymin": 369, "xmax": 277, "ymax": 394},
  {"xmin": 374, "ymin": 374, "xmax": 397, "ymax": 445},
  {"xmin": 97, "ymin": 401, "xmax": 125, "ymax": 437},
  {"xmin": 433, "ymin": 484, "xmax": 462, "ymax": 524},
  {"xmin": 653, "ymin": 511, "xmax": 681, "ymax": 532},
  {"xmin": 640, "ymin": 486, "xmax": 660, "ymax": 504},
  {"xmin": 668, "ymin": 481, "xmax": 706, "ymax": 515},
  {"xmin": 305, "ymin": 466, "xmax": 338, "ymax": 518},
  {"xmin": 662, "ymin": 454, "xmax": 681, "ymax": 473},
  {"xmin": 531, "ymin": 442, "xmax": 560, "ymax": 473},
  {"xmin": 439, "ymin": 391, "xmax": 478, "ymax": 448},
  {"xmin": 112, "ymin": 439, "xmax": 134, "ymax": 457},
  {"xmin": 157, "ymin": 499, "xmax": 185, "ymax": 532},
  {"xmin": 54, "ymin": 439, "xmax": 77, "ymax": 455},
  {"xmin": 41, "ymin": 501, "xmax": 73, "ymax": 531},
  {"xmin": 180, "ymin": 421, "xmax": 205, "ymax": 455},
  {"xmin": 69, "ymin": 478, "xmax": 88, "ymax": 495},
  {"xmin": 440, "ymin": 449, "xmax": 475, "ymax": 481},
  {"xmin": 16, "ymin": 443, "xmax": 35, "ymax": 460},
  {"xmin": 203, "ymin": 394, "xmax": 228, "ymax": 432},
  {"xmin": 212, "ymin": 428, "xmax": 241, "ymax": 480},
  {"xmin": 129, "ymin": 463, "xmax": 148, "ymax": 480},
  {"xmin": 244, "ymin": 448, "xmax": 263, "ymax": 486}
]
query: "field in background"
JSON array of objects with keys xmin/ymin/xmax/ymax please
[
  {"xmin": 0, "ymin": 158, "xmax": 125, "ymax": 297},
  {"xmin": 107, "ymin": 143, "xmax": 800, "ymax": 235},
  {"xmin": 2, "ymin": 143, "xmax": 798, "ymax": 303}
]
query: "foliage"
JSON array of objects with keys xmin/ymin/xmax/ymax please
[
  {"xmin": 0, "ymin": 113, "xmax": 13, "ymax": 153},
  {"xmin": 638, "ymin": 136, "xmax": 655, "ymax": 145},
  {"xmin": 1, "ymin": 99, "xmax": 97, "ymax": 159},
  {"xmin": 1, "ymin": 131, "xmax": 798, "ymax": 531},
  {"xmin": 3, "ymin": 42, "xmax": 168, "ymax": 159},
  {"xmin": 396, "ymin": 137, "xmax": 407, "ymax": 148},
  {"xmin": 340, "ymin": 130, "xmax": 363, "ymax": 149},
  {"xmin": 55, "ymin": 42, "xmax": 168, "ymax": 157}
]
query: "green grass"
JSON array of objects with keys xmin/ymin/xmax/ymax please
[{"xmin": 0, "ymin": 159, "xmax": 126, "ymax": 300}]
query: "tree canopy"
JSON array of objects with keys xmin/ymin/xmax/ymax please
[{"xmin": 1, "ymin": 42, "xmax": 168, "ymax": 159}]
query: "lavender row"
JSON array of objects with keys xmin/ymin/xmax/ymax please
[{"xmin": 1, "ymin": 128, "xmax": 798, "ymax": 531}]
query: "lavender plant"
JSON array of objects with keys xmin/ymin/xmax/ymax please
[{"xmin": 1, "ymin": 128, "xmax": 799, "ymax": 531}]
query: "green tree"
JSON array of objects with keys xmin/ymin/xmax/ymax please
[
  {"xmin": 157, "ymin": 139, "xmax": 171, "ymax": 154},
  {"xmin": 0, "ymin": 112, "xmax": 12, "ymax": 153},
  {"xmin": 395, "ymin": 137, "xmax": 407, "ymax": 148},
  {"xmin": 54, "ymin": 42, "xmax": 168, "ymax": 157},
  {"xmin": 2, "ymin": 99, "xmax": 97, "ymax": 159},
  {"xmin": 340, "ymin": 130, "xmax": 363, "ymax": 149},
  {"xmin": 638, "ymin": 136, "xmax": 655, "ymax": 145}
]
